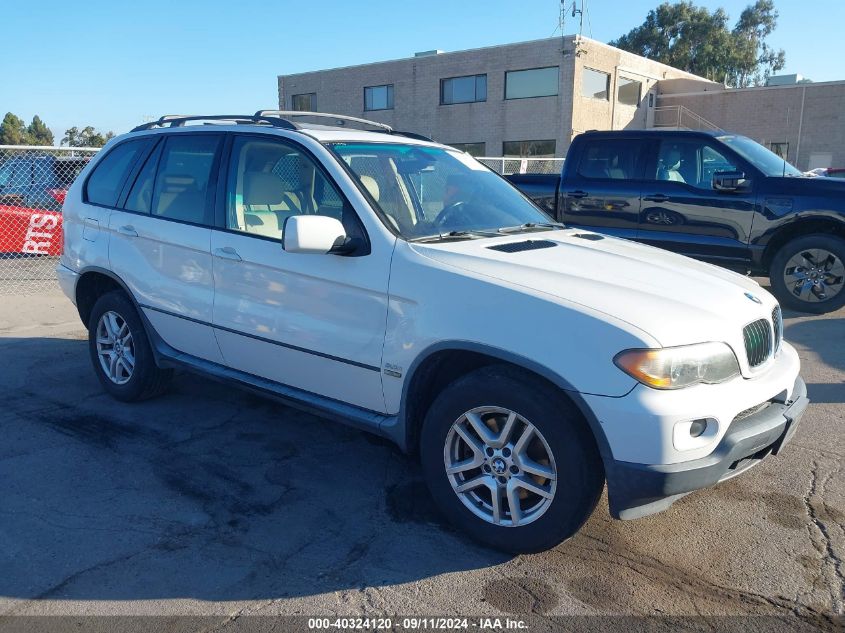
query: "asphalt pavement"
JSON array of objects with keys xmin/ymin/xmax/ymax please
[{"xmin": 0, "ymin": 282, "xmax": 842, "ymax": 631}]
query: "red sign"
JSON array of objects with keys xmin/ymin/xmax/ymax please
[{"xmin": 0, "ymin": 205, "xmax": 63, "ymax": 256}]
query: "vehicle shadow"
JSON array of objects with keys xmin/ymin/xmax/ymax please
[
  {"xmin": 782, "ymin": 315, "xmax": 845, "ymax": 404},
  {"xmin": 0, "ymin": 335, "xmax": 509, "ymax": 603}
]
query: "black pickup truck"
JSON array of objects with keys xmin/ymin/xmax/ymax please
[{"xmin": 507, "ymin": 130, "xmax": 845, "ymax": 314}]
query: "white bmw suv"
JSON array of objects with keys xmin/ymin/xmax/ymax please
[{"xmin": 58, "ymin": 112, "xmax": 808, "ymax": 553}]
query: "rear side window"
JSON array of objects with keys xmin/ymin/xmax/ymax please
[
  {"xmin": 151, "ymin": 135, "xmax": 220, "ymax": 225},
  {"xmin": 125, "ymin": 141, "xmax": 163, "ymax": 214},
  {"xmin": 85, "ymin": 140, "xmax": 146, "ymax": 207},
  {"xmin": 577, "ymin": 139, "xmax": 643, "ymax": 180}
]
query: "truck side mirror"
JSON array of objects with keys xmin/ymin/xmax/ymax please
[{"xmin": 713, "ymin": 170, "xmax": 749, "ymax": 193}]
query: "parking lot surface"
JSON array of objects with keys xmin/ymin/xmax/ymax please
[{"xmin": 0, "ymin": 282, "xmax": 842, "ymax": 629}]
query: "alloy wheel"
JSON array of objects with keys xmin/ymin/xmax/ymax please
[
  {"xmin": 443, "ymin": 406, "xmax": 557, "ymax": 527},
  {"xmin": 783, "ymin": 248, "xmax": 845, "ymax": 303},
  {"xmin": 95, "ymin": 310, "xmax": 135, "ymax": 385}
]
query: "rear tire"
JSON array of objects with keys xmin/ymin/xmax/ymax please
[
  {"xmin": 769, "ymin": 234, "xmax": 845, "ymax": 314},
  {"xmin": 87, "ymin": 291, "xmax": 173, "ymax": 402},
  {"xmin": 419, "ymin": 365, "xmax": 604, "ymax": 553}
]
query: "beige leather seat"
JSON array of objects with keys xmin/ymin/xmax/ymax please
[
  {"xmin": 359, "ymin": 175, "xmax": 380, "ymax": 201},
  {"xmin": 154, "ymin": 175, "xmax": 206, "ymax": 223},
  {"xmin": 241, "ymin": 171, "xmax": 302, "ymax": 239}
]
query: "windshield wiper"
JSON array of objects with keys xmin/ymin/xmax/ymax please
[
  {"xmin": 497, "ymin": 222, "xmax": 565, "ymax": 234},
  {"xmin": 410, "ymin": 230, "xmax": 500, "ymax": 243}
]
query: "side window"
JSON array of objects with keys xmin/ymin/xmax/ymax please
[
  {"xmin": 125, "ymin": 141, "xmax": 163, "ymax": 214},
  {"xmin": 151, "ymin": 135, "xmax": 220, "ymax": 225},
  {"xmin": 226, "ymin": 137, "xmax": 356, "ymax": 240},
  {"xmin": 577, "ymin": 140, "xmax": 642, "ymax": 180},
  {"xmin": 655, "ymin": 140, "xmax": 739, "ymax": 190},
  {"xmin": 85, "ymin": 140, "xmax": 146, "ymax": 207}
]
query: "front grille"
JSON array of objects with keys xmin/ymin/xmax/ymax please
[
  {"xmin": 743, "ymin": 318, "xmax": 773, "ymax": 368},
  {"xmin": 772, "ymin": 305, "xmax": 783, "ymax": 353}
]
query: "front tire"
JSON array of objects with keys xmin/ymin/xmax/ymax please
[
  {"xmin": 769, "ymin": 234, "xmax": 845, "ymax": 314},
  {"xmin": 87, "ymin": 291, "xmax": 173, "ymax": 401},
  {"xmin": 419, "ymin": 365, "xmax": 604, "ymax": 553}
]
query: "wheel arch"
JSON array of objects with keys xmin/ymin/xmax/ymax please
[
  {"xmin": 75, "ymin": 267, "xmax": 141, "ymax": 329},
  {"xmin": 761, "ymin": 216, "xmax": 845, "ymax": 271},
  {"xmin": 398, "ymin": 342, "xmax": 615, "ymax": 466}
]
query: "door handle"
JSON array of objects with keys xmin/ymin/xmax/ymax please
[
  {"xmin": 213, "ymin": 246, "xmax": 242, "ymax": 262},
  {"xmin": 567, "ymin": 190, "xmax": 589, "ymax": 199},
  {"xmin": 118, "ymin": 225, "xmax": 138, "ymax": 237},
  {"xmin": 643, "ymin": 194, "xmax": 670, "ymax": 203}
]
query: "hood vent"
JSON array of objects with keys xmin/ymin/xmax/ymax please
[
  {"xmin": 573, "ymin": 233, "xmax": 604, "ymax": 241},
  {"xmin": 488, "ymin": 240, "xmax": 557, "ymax": 253}
]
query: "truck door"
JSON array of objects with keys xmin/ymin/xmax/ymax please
[
  {"xmin": 637, "ymin": 137, "xmax": 756, "ymax": 271},
  {"xmin": 561, "ymin": 137, "xmax": 645, "ymax": 240}
]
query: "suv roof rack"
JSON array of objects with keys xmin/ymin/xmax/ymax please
[
  {"xmin": 131, "ymin": 114, "xmax": 297, "ymax": 132},
  {"xmin": 131, "ymin": 111, "xmax": 434, "ymax": 142},
  {"xmin": 254, "ymin": 110, "xmax": 394, "ymax": 133},
  {"xmin": 254, "ymin": 111, "xmax": 433, "ymax": 141}
]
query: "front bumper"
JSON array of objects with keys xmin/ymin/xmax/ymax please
[{"xmin": 605, "ymin": 375, "xmax": 808, "ymax": 519}]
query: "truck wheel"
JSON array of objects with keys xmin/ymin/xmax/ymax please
[
  {"xmin": 88, "ymin": 291, "xmax": 173, "ymax": 401},
  {"xmin": 769, "ymin": 234, "xmax": 845, "ymax": 314},
  {"xmin": 419, "ymin": 365, "xmax": 604, "ymax": 553}
]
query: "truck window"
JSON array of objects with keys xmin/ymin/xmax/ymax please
[
  {"xmin": 654, "ymin": 140, "xmax": 739, "ymax": 190},
  {"xmin": 577, "ymin": 140, "xmax": 642, "ymax": 180}
]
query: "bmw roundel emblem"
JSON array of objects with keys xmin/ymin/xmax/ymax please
[{"xmin": 744, "ymin": 292, "xmax": 762, "ymax": 304}]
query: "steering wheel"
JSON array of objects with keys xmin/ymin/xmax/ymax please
[{"xmin": 433, "ymin": 201, "xmax": 467, "ymax": 230}]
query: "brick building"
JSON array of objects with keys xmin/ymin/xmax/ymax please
[{"xmin": 277, "ymin": 36, "xmax": 845, "ymax": 170}]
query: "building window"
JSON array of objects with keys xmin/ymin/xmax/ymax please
[
  {"xmin": 291, "ymin": 93, "xmax": 316, "ymax": 111},
  {"xmin": 770, "ymin": 142, "xmax": 789, "ymax": 160},
  {"xmin": 503, "ymin": 140, "xmax": 556, "ymax": 158},
  {"xmin": 364, "ymin": 84, "xmax": 394, "ymax": 111},
  {"xmin": 449, "ymin": 142, "xmax": 486, "ymax": 157},
  {"xmin": 617, "ymin": 76, "xmax": 642, "ymax": 106},
  {"xmin": 505, "ymin": 67, "xmax": 559, "ymax": 100},
  {"xmin": 441, "ymin": 75, "xmax": 487, "ymax": 105},
  {"xmin": 582, "ymin": 68, "xmax": 610, "ymax": 100}
]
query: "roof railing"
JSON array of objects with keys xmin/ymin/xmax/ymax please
[
  {"xmin": 131, "ymin": 111, "xmax": 433, "ymax": 141},
  {"xmin": 254, "ymin": 110, "xmax": 394, "ymax": 133},
  {"xmin": 131, "ymin": 114, "xmax": 297, "ymax": 132}
]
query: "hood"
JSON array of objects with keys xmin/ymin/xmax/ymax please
[
  {"xmin": 411, "ymin": 229, "xmax": 777, "ymax": 376},
  {"xmin": 770, "ymin": 174, "xmax": 845, "ymax": 196}
]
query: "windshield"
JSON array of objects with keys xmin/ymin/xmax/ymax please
[
  {"xmin": 717, "ymin": 135, "xmax": 802, "ymax": 177},
  {"xmin": 328, "ymin": 142, "xmax": 554, "ymax": 240}
]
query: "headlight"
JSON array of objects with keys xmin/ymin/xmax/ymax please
[{"xmin": 614, "ymin": 342, "xmax": 740, "ymax": 390}]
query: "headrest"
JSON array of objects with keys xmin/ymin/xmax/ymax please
[
  {"xmin": 244, "ymin": 172, "xmax": 285, "ymax": 206},
  {"xmin": 359, "ymin": 175, "xmax": 380, "ymax": 201}
]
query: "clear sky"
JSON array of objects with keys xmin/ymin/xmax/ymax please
[{"xmin": 2, "ymin": 0, "xmax": 841, "ymax": 143}]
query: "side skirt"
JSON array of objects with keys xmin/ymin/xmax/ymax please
[{"xmin": 145, "ymin": 321, "xmax": 405, "ymax": 450}]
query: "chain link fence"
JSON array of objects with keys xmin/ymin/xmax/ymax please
[
  {"xmin": 0, "ymin": 145, "xmax": 99, "ymax": 294},
  {"xmin": 476, "ymin": 157, "xmax": 564, "ymax": 175}
]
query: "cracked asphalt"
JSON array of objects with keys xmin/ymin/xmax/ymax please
[{"xmin": 0, "ymin": 282, "xmax": 842, "ymax": 629}]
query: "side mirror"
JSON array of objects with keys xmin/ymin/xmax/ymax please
[
  {"xmin": 713, "ymin": 170, "xmax": 749, "ymax": 192},
  {"xmin": 282, "ymin": 215, "xmax": 348, "ymax": 255}
]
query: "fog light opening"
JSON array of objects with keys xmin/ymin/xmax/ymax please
[{"xmin": 689, "ymin": 419, "xmax": 708, "ymax": 438}]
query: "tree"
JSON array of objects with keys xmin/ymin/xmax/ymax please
[
  {"xmin": 610, "ymin": 1, "xmax": 786, "ymax": 87},
  {"xmin": 0, "ymin": 112, "xmax": 30, "ymax": 145},
  {"xmin": 27, "ymin": 115, "xmax": 54, "ymax": 146},
  {"xmin": 62, "ymin": 126, "xmax": 114, "ymax": 148}
]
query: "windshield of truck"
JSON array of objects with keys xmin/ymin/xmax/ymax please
[
  {"xmin": 328, "ymin": 142, "xmax": 556, "ymax": 241},
  {"xmin": 717, "ymin": 135, "xmax": 802, "ymax": 177}
]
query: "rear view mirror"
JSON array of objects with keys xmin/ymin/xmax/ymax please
[
  {"xmin": 713, "ymin": 170, "xmax": 749, "ymax": 192},
  {"xmin": 282, "ymin": 215, "xmax": 347, "ymax": 254}
]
